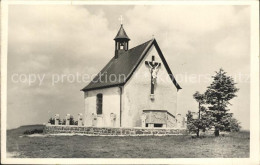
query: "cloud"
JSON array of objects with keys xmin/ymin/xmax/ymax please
[
  {"xmin": 8, "ymin": 5, "xmax": 115, "ymax": 128},
  {"xmin": 9, "ymin": 5, "xmax": 115, "ymax": 74},
  {"xmin": 123, "ymin": 6, "xmax": 250, "ymax": 77},
  {"xmin": 126, "ymin": 5, "xmax": 250, "ymax": 56}
]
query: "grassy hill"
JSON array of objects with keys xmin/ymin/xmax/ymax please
[{"xmin": 6, "ymin": 125, "xmax": 249, "ymax": 158}]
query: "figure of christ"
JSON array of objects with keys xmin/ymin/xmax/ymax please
[{"xmin": 145, "ymin": 56, "xmax": 161, "ymax": 95}]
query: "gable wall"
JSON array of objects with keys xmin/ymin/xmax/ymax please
[
  {"xmin": 122, "ymin": 45, "xmax": 178, "ymax": 127},
  {"xmin": 84, "ymin": 87, "xmax": 120, "ymax": 127}
]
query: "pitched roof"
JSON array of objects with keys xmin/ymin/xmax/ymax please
[
  {"xmin": 114, "ymin": 25, "xmax": 130, "ymax": 41},
  {"xmin": 81, "ymin": 39, "xmax": 181, "ymax": 92}
]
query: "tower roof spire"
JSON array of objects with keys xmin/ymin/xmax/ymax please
[
  {"xmin": 114, "ymin": 24, "xmax": 130, "ymax": 41},
  {"xmin": 114, "ymin": 15, "xmax": 130, "ymax": 41}
]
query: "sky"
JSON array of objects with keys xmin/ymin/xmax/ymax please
[{"xmin": 7, "ymin": 5, "xmax": 250, "ymax": 129}]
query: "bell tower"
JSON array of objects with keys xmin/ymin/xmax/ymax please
[{"xmin": 114, "ymin": 16, "xmax": 130, "ymax": 59}]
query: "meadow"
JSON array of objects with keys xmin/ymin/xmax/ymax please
[{"xmin": 7, "ymin": 125, "xmax": 249, "ymax": 158}]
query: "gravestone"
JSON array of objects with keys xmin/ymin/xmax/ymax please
[
  {"xmin": 54, "ymin": 114, "xmax": 60, "ymax": 125},
  {"xmin": 110, "ymin": 113, "xmax": 116, "ymax": 127},
  {"xmin": 66, "ymin": 114, "xmax": 70, "ymax": 125},
  {"xmin": 141, "ymin": 113, "xmax": 147, "ymax": 128},
  {"xmin": 78, "ymin": 113, "xmax": 83, "ymax": 126},
  {"xmin": 91, "ymin": 113, "xmax": 97, "ymax": 127}
]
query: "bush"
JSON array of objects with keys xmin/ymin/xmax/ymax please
[
  {"xmin": 186, "ymin": 110, "xmax": 212, "ymax": 136},
  {"xmin": 69, "ymin": 116, "xmax": 76, "ymax": 125},
  {"xmin": 60, "ymin": 116, "xmax": 78, "ymax": 125},
  {"xmin": 224, "ymin": 117, "xmax": 241, "ymax": 132},
  {"xmin": 48, "ymin": 117, "xmax": 55, "ymax": 125},
  {"xmin": 24, "ymin": 129, "xmax": 43, "ymax": 135}
]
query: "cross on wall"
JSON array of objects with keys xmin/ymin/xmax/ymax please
[{"xmin": 145, "ymin": 56, "xmax": 161, "ymax": 98}]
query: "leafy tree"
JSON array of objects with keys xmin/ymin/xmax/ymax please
[
  {"xmin": 186, "ymin": 107, "xmax": 213, "ymax": 137},
  {"xmin": 186, "ymin": 111, "xmax": 198, "ymax": 134},
  {"xmin": 193, "ymin": 92, "xmax": 205, "ymax": 137},
  {"xmin": 204, "ymin": 68, "xmax": 239, "ymax": 136},
  {"xmin": 224, "ymin": 117, "xmax": 241, "ymax": 132},
  {"xmin": 187, "ymin": 91, "xmax": 214, "ymax": 137}
]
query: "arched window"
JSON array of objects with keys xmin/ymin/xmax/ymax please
[{"xmin": 96, "ymin": 93, "xmax": 103, "ymax": 115}]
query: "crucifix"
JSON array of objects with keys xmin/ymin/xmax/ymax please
[
  {"xmin": 119, "ymin": 15, "xmax": 124, "ymax": 25},
  {"xmin": 145, "ymin": 56, "xmax": 161, "ymax": 99}
]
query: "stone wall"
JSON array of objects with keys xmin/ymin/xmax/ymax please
[{"xmin": 43, "ymin": 125, "xmax": 188, "ymax": 136}]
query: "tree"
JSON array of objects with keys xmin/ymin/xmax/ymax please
[
  {"xmin": 187, "ymin": 91, "xmax": 214, "ymax": 137},
  {"xmin": 186, "ymin": 111, "xmax": 198, "ymax": 134},
  {"xmin": 204, "ymin": 68, "xmax": 239, "ymax": 136},
  {"xmin": 186, "ymin": 105, "xmax": 213, "ymax": 137},
  {"xmin": 48, "ymin": 117, "xmax": 55, "ymax": 125},
  {"xmin": 224, "ymin": 117, "xmax": 241, "ymax": 132},
  {"xmin": 193, "ymin": 91, "xmax": 205, "ymax": 137}
]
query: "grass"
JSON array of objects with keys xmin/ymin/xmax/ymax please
[{"xmin": 6, "ymin": 125, "xmax": 249, "ymax": 158}]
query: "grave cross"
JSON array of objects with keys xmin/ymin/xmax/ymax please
[{"xmin": 145, "ymin": 56, "xmax": 161, "ymax": 96}]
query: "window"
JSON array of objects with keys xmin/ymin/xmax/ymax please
[
  {"xmin": 96, "ymin": 93, "xmax": 103, "ymax": 115},
  {"xmin": 154, "ymin": 124, "xmax": 163, "ymax": 127}
]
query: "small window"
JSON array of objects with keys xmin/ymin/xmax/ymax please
[
  {"xmin": 152, "ymin": 55, "xmax": 155, "ymax": 61},
  {"xmin": 96, "ymin": 93, "xmax": 103, "ymax": 115},
  {"xmin": 154, "ymin": 124, "xmax": 163, "ymax": 127},
  {"xmin": 146, "ymin": 124, "xmax": 148, "ymax": 127}
]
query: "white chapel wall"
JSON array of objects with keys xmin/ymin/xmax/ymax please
[
  {"xmin": 122, "ymin": 45, "xmax": 178, "ymax": 127},
  {"xmin": 84, "ymin": 87, "xmax": 120, "ymax": 127}
]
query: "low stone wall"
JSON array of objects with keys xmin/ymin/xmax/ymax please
[{"xmin": 43, "ymin": 125, "xmax": 188, "ymax": 136}]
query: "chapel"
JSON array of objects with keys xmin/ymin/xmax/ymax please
[{"xmin": 81, "ymin": 23, "xmax": 185, "ymax": 128}]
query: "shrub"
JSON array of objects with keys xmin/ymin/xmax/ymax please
[
  {"xmin": 48, "ymin": 117, "xmax": 55, "ymax": 125},
  {"xmin": 60, "ymin": 116, "xmax": 78, "ymax": 125},
  {"xmin": 24, "ymin": 129, "xmax": 43, "ymax": 135},
  {"xmin": 224, "ymin": 117, "xmax": 241, "ymax": 132}
]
